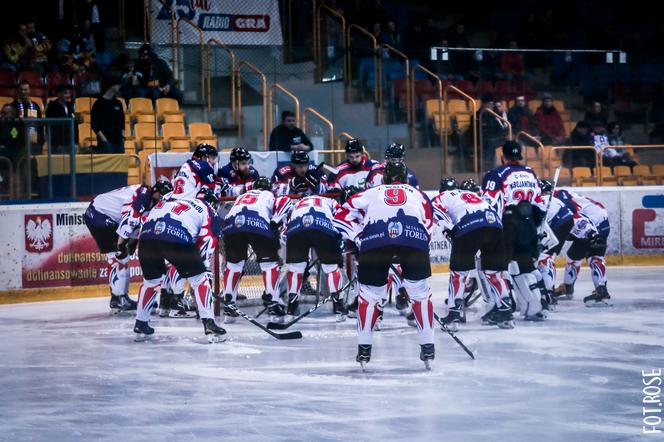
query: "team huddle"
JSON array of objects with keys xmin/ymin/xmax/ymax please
[{"xmin": 83, "ymin": 138, "xmax": 612, "ymax": 369}]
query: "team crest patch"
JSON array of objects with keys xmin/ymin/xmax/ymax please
[
  {"xmin": 234, "ymin": 215, "xmax": 246, "ymax": 228},
  {"xmin": 302, "ymin": 214, "xmax": 314, "ymax": 228},
  {"xmin": 485, "ymin": 211, "xmax": 496, "ymax": 224},
  {"xmin": 387, "ymin": 221, "xmax": 403, "ymax": 238},
  {"xmin": 154, "ymin": 221, "xmax": 166, "ymax": 235}
]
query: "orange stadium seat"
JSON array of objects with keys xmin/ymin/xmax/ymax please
[
  {"xmin": 572, "ymin": 166, "xmax": 596, "ymax": 186},
  {"xmin": 134, "ymin": 122, "xmax": 164, "ymax": 151},
  {"xmin": 156, "ymin": 98, "xmax": 184, "ymax": 121},
  {"xmin": 162, "ymin": 123, "xmax": 191, "ymax": 151},
  {"xmin": 129, "ymin": 97, "xmax": 154, "ymax": 120},
  {"xmin": 188, "ymin": 122, "xmax": 217, "ymax": 147}
]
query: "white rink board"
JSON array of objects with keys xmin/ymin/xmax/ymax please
[{"xmin": 1, "ymin": 186, "xmax": 663, "ymax": 291}]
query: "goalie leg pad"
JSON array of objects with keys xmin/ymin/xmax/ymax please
[
  {"xmin": 189, "ymin": 272, "xmax": 214, "ymax": 319},
  {"xmin": 136, "ymin": 278, "xmax": 161, "ymax": 322},
  {"xmin": 512, "ymin": 272, "xmax": 543, "ymax": 316},
  {"xmin": 588, "ymin": 255, "xmax": 608, "ymax": 288},
  {"xmin": 321, "ymin": 263, "xmax": 342, "ymax": 294},
  {"xmin": 108, "ymin": 253, "xmax": 130, "ymax": 296},
  {"xmin": 260, "ymin": 261, "xmax": 281, "ymax": 301}
]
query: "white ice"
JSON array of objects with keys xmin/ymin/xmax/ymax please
[{"xmin": 1, "ymin": 266, "xmax": 663, "ymax": 442}]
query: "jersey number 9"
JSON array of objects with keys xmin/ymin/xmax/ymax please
[{"xmin": 384, "ymin": 188, "xmax": 407, "ymax": 206}]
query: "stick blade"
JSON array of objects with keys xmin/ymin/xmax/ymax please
[
  {"xmin": 275, "ymin": 330, "xmax": 303, "ymax": 340},
  {"xmin": 266, "ymin": 321, "xmax": 289, "ymax": 330}
]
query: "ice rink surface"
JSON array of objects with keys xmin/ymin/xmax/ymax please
[{"xmin": 1, "ymin": 266, "xmax": 663, "ymax": 442}]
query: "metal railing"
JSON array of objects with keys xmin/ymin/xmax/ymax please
[
  {"xmin": 315, "ymin": 4, "xmax": 346, "ymax": 82},
  {"xmin": 410, "ymin": 65, "xmax": 442, "ymax": 152},
  {"xmin": 237, "ymin": 61, "xmax": 268, "ymax": 150},
  {"xmin": 268, "ymin": 84, "xmax": 301, "ymax": 135},
  {"xmin": 479, "ymin": 108, "xmax": 513, "ymax": 173},
  {"xmin": 546, "ymin": 146, "xmax": 598, "ymax": 181},
  {"xmin": 337, "ymin": 131, "xmax": 355, "ymax": 150},
  {"xmin": 314, "ymin": 149, "xmax": 345, "ymax": 166},
  {"xmin": 444, "ymin": 84, "xmax": 479, "ymax": 173},
  {"xmin": 598, "ymin": 144, "xmax": 664, "ymax": 185},
  {"xmin": 380, "ymin": 43, "xmax": 409, "ymax": 125},
  {"xmin": 205, "ymin": 38, "xmax": 237, "ymax": 122},
  {"xmin": 346, "ymin": 24, "xmax": 379, "ymax": 110},
  {"xmin": 174, "ymin": 16, "xmax": 205, "ymax": 100},
  {"xmin": 516, "ymin": 131, "xmax": 544, "ymax": 166},
  {"xmin": 302, "ymin": 107, "xmax": 334, "ymax": 150}
]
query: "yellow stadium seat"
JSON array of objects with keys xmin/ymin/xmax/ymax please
[
  {"xmin": 614, "ymin": 165, "xmax": 632, "ymax": 177},
  {"xmin": 600, "ymin": 166, "xmax": 618, "ymax": 185},
  {"xmin": 162, "ymin": 123, "xmax": 191, "ymax": 150},
  {"xmin": 136, "ymin": 113, "xmax": 157, "ymax": 124},
  {"xmin": 127, "ymin": 154, "xmax": 141, "ymax": 185},
  {"xmin": 77, "ymin": 123, "xmax": 97, "ymax": 148},
  {"xmin": 0, "ymin": 96, "xmax": 13, "ymax": 109},
  {"xmin": 156, "ymin": 98, "xmax": 184, "ymax": 121},
  {"xmin": 134, "ymin": 122, "xmax": 164, "ymax": 151},
  {"xmin": 572, "ymin": 166, "xmax": 596, "ymax": 186},
  {"xmin": 78, "ymin": 112, "xmax": 91, "ymax": 123},
  {"xmin": 651, "ymin": 164, "xmax": 664, "ymax": 184},
  {"xmin": 528, "ymin": 100, "xmax": 542, "ymax": 114},
  {"xmin": 430, "ymin": 111, "xmax": 451, "ymax": 136},
  {"xmin": 446, "ymin": 99, "xmax": 468, "ymax": 116},
  {"xmin": 553, "ymin": 100, "xmax": 566, "ymax": 113},
  {"xmin": 162, "ymin": 112, "xmax": 185, "ymax": 123},
  {"xmin": 557, "ymin": 167, "xmax": 572, "ymax": 185},
  {"xmin": 168, "ymin": 139, "xmax": 192, "ymax": 152},
  {"xmin": 29, "ymin": 96, "xmax": 45, "ymax": 114},
  {"xmin": 633, "ymin": 165, "xmax": 655, "ymax": 185},
  {"xmin": 188, "ymin": 122, "xmax": 217, "ymax": 146},
  {"xmin": 75, "ymin": 96, "xmax": 96, "ymax": 114},
  {"xmin": 563, "ymin": 121, "xmax": 575, "ymax": 137},
  {"xmin": 455, "ymin": 113, "xmax": 472, "ymax": 133},
  {"xmin": 129, "ymin": 97, "xmax": 154, "ymax": 120},
  {"xmin": 619, "ymin": 177, "xmax": 639, "ymax": 186},
  {"xmin": 124, "ymin": 139, "xmax": 136, "ymax": 154}
]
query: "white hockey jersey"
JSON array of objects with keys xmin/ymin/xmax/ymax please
[
  {"xmin": 555, "ymin": 189, "xmax": 609, "ymax": 238},
  {"xmin": 223, "ymin": 189, "xmax": 293, "ymax": 238},
  {"xmin": 90, "ymin": 184, "xmax": 153, "ymax": 239},
  {"xmin": 365, "ymin": 162, "xmax": 420, "ymax": 189},
  {"xmin": 431, "ymin": 189, "xmax": 501, "ymax": 236},
  {"xmin": 328, "ymin": 156, "xmax": 378, "ymax": 189},
  {"xmin": 169, "ymin": 159, "xmax": 217, "ymax": 200},
  {"xmin": 140, "ymin": 198, "xmax": 221, "ymax": 250},
  {"xmin": 287, "ymin": 195, "xmax": 340, "ymax": 237},
  {"xmin": 481, "ymin": 164, "xmax": 546, "ymax": 215},
  {"xmin": 540, "ymin": 194, "xmax": 574, "ymax": 230},
  {"xmin": 334, "ymin": 184, "xmax": 433, "ymax": 252}
]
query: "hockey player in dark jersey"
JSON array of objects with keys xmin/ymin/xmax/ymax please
[
  {"xmin": 328, "ymin": 138, "xmax": 378, "ymax": 189},
  {"xmin": 272, "ymin": 151, "xmax": 327, "ymax": 196},
  {"xmin": 84, "ymin": 180, "xmax": 172, "ymax": 313},
  {"xmin": 482, "ymin": 141, "xmax": 548, "ymax": 321},
  {"xmin": 365, "ymin": 143, "xmax": 419, "ymax": 189},
  {"xmin": 170, "ymin": 144, "xmax": 222, "ymax": 200},
  {"xmin": 217, "ymin": 147, "xmax": 260, "ymax": 196}
]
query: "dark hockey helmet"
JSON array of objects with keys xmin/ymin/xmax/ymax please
[
  {"xmin": 340, "ymin": 185, "xmax": 362, "ymax": 204},
  {"xmin": 385, "ymin": 142, "xmax": 405, "ymax": 161},
  {"xmin": 439, "ymin": 176, "xmax": 459, "ymax": 192},
  {"xmin": 151, "ymin": 180, "xmax": 173, "ymax": 196},
  {"xmin": 460, "ymin": 178, "xmax": 480, "ymax": 193},
  {"xmin": 192, "ymin": 143, "xmax": 218, "ymax": 160},
  {"xmin": 539, "ymin": 178, "xmax": 553, "ymax": 193},
  {"xmin": 230, "ymin": 147, "xmax": 251, "ymax": 163},
  {"xmin": 291, "ymin": 150, "xmax": 310, "ymax": 165},
  {"xmin": 196, "ymin": 187, "xmax": 219, "ymax": 208},
  {"xmin": 345, "ymin": 138, "xmax": 364, "ymax": 154},
  {"xmin": 502, "ymin": 140, "xmax": 523, "ymax": 161},
  {"xmin": 384, "ymin": 161, "xmax": 408, "ymax": 184},
  {"xmin": 253, "ymin": 176, "xmax": 272, "ymax": 191}
]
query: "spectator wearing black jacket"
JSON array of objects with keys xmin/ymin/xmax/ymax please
[
  {"xmin": 91, "ymin": 75, "xmax": 124, "ymax": 154},
  {"xmin": 269, "ymin": 110, "xmax": 313, "ymax": 152},
  {"xmin": 137, "ymin": 44, "xmax": 183, "ymax": 104},
  {"xmin": 507, "ymin": 95, "xmax": 539, "ymax": 136},
  {"xmin": 564, "ymin": 121, "xmax": 596, "ymax": 168},
  {"xmin": 45, "ymin": 85, "xmax": 76, "ymax": 153}
]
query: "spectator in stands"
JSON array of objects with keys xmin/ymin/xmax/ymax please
[
  {"xmin": 603, "ymin": 122, "xmax": 637, "ymax": 168},
  {"xmin": 500, "ymin": 41, "xmax": 525, "ymax": 80},
  {"xmin": 584, "ymin": 101, "xmax": 608, "ymax": 133},
  {"xmin": 46, "ymin": 85, "xmax": 76, "ymax": 153},
  {"xmin": 2, "ymin": 24, "xmax": 31, "ymax": 71},
  {"xmin": 507, "ymin": 95, "xmax": 539, "ymax": 136},
  {"xmin": 91, "ymin": 75, "xmax": 124, "ymax": 154},
  {"xmin": 535, "ymin": 93, "xmax": 566, "ymax": 145},
  {"xmin": 564, "ymin": 121, "xmax": 596, "ymax": 168},
  {"xmin": 381, "ymin": 20, "xmax": 403, "ymax": 51},
  {"xmin": 269, "ymin": 110, "xmax": 313, "ymax": 153},
  {"xmin": 12, "ymin": 81, "xmax": 42, "ymax": 119},
  {"xmin": 0, "ymin": 104, "xmax": 21, "ymax": 164},
  {"xmin": 79, "ymin": 0, "xmax": 105, "ymax": 52},
  {"xmin": 136, "ymin": 44, "xmax": 183, "ymax": 104},
  {"xmin": 607, "ymin": 122, "xmax": 625, "ymax": 146},
  {"xmin": 120, "ymin": 61, "xmax": 144, "ymax": 101},
  {"xmin": 476, "ymin": 95, "xmax": 509, "ymax": 171},
  {"xmin": 57, "ymin": 24, "xmax": 96, "ymax": 74},
  {"xmin": 372, "ymin": 23, "xmax": 382, "ymax": 41},
  {"xmin": 78, "ymin": 64, "xmax": 102, "ymax": 97},
  {"xmin": 25, "ymin": 19, "xmax": 53, "ymax": 73}
]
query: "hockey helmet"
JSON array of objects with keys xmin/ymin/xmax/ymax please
[
  {"xmin": 196, "ymin": 187, "xmax": 219, "ymax": 208},
  {"xmin": 253, "ymin": 176, "xmax": 272, "ymax": 191},
  {"xmin": 291, "ymin": 150, "xmax": 310, "ymax": 165},
  {"xmin": 502, "ymin": 140, "xmax": 523, "ymax": 161},
  {"xmin": 345, "ymin": 138, "xmax": 364, "ymax": 154},
  {"xmin": 384, "ymin": 161, "xmax": 408, "ymax": 184},
  {"xmin": 385, "ymin": 142, "xmax": 405, "ymax": 161},
  {"xmin": 151, "ymin": 180, "xmax": 173, "ymax": 196},
  {"xmin": 340, "ymin": 186, "xmax": 362, "ymax": 204},
  {"xmin": 460, "ymin": 179, "xmax": 480, "ymax": 193},
  {"xmin": 230, "ymin": 147, "xmax": 252, "ymax": 163},
  {"xmin": 192, "ymin": 143, "xmax": 218, "ymax": 160},
  {"xmin": 439, "ymin": 177, "xmax": 458, "ymax": 192},
  {"xmin": 539, "ymin": 178, "xmax": 553, "ymax": 193}
]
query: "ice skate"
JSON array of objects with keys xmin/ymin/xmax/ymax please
[
  {"xmin": 202, "ymin": 318, "xmax": 227, "ymax": 343},
  {"xmin": 584, "ymin": 285, "xmax": 612, "ymax": 307},
  {"xmin": 554, "ymin": 283, "xmax": 574, "ymax": 300},
  {"xmin": 158, "ymin": 289, "xmax": 172, "ymax": 317},
  {"xmin": 110, "ymin": 294, "xmax": 137, "ymax": 314},
  {"xmin": 420, "ymin": 343, "xmax": 435, "ymax": 370},
  {"xmin": 373, "ymin": 302, "xmax": 384, "ymax": 331},
  {"xmin": 395, "ymin": 288, "xmax": 409, "ymax": 316},
  {"xmin": 133, "ymin": 320, "xmax": 154, "ymax": 341},
  {"xmin": 223, "ymin": 295, "xmax": 239, "ymax": 324},
  {"xmin": 169, "ymin": 292, "xmax": 197, "ymax": 318},
  {"xmin": 347, "ymin": 296, "xmax": 358, "ymax": 318},
  {"xmin": 286, "ymin": 293, "xmax": 300, "ymax": 316},
  {"xmin": 441, "ymin": 299, "xmax": 466, "ymax": 331},
  {"xmin": 356, "ymin": 344, "xmax": 371, "ymax": 371},
  {"xmin": 268, "ymin": 301, "xmax": 286, "ymax": 323},
  {"xmin": 524, "ymin": 310, "xmax": 548, "ymax": 321},
  {"xmin": 482, "ymin": 304, "xmax": 515, "ymax": 329},
  {"xmin": 406, "ymin": 310, "xmax": 417, "ymax": 328},
  {"xmin": 332, "ymin": 292, "xmax": 347, "ymax": 322}
]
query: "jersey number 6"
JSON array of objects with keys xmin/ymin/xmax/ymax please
[{"xmin": 384, "ymin": 188, "xmax": 407, "ymax": 206}]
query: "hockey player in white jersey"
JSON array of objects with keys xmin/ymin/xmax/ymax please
[
  {"xmin": 536, "ymin": 179, "xmax": 575, "ymax": 306},
  {"xmin": 133, "ymin": 188, "xmax": 226, "ymax": 342},
  {"xmin": 170, "ymin": 144, "xmax": 221, "ymax": 200},
  {"xmin": 334, "ymin": 162, "xmax": 435, "ymax": 369},
  {"xmin": 482, "ymin": 141, "xmax": 547, "ymax": 320},
  {"xmin": 285, "ymin": 194, "xmax": 346, "ymax": 319},
  {"xmin": 328, "ymin": 138, "xmax": 378, "ymax": 189},
  {"xmin": 553, "ymin": 189, "xmax": 611, "ymax": 306},
  {"xmin": 84, "ymin": 181, "xmax": 172, "ymax": 312},
  {"xmin": 433, "ymin": 177, "xmax": 514, "ymax": 329},
  {"xmin": 365, "ymin": 143, "xmax": 419, "ymax": 189},
  {"xmin": 221, "ymin": 177, "xmax": 293, "ymax": 322}
]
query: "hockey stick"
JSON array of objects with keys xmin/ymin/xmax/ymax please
[
  {"xmin": 217, "ymin": 298, "xmax": 303, "ymax": 340},
  {"xmin": 433, "ymin": 312, "xmax": 476, "ymax": 360},
  {"xmin": 266, "ymin": 277, "xmax": 357, "ymax": 330}
]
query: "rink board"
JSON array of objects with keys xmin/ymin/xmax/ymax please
[{"xmin": 0, "ymin": 186, "xmax": 662, "ymax": 296}]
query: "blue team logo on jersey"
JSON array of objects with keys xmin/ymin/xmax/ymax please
[
  {"xmin": 388, "ymin": 221, "xmax": 403, "ymax": 238},
  {"xmin": 302, "ymin": 214, "xmax": 314, "ymax": 228},
  {"xmin": 234, "ymin": 215, "xmax": 246, "ymax": 228},
  {"xmin": 485, "ymin": 211, "xmax": 496, "ymax": 224},
  {"xmin": 154, "ymin": 221, "xmax": 166, "ymax": 235}
]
